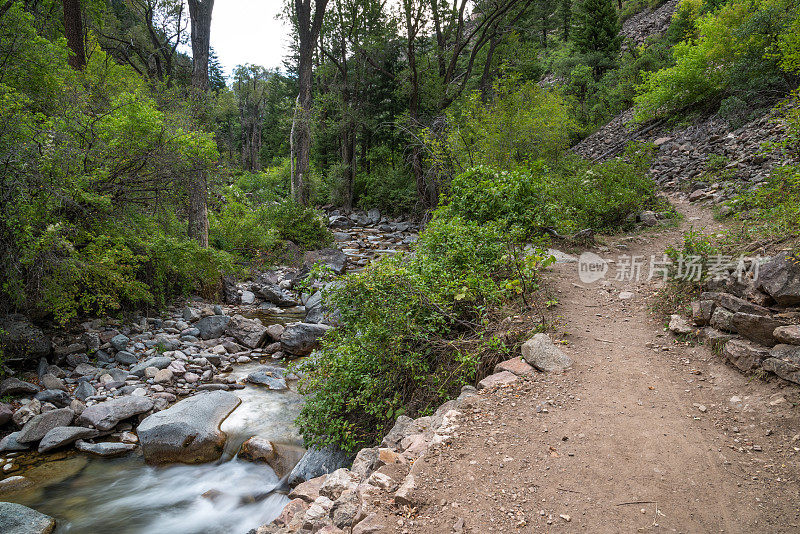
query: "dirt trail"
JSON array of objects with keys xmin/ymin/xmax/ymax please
[{"xmin": 376, "ymin": 198, "xmax": 800, "ymax": 533}]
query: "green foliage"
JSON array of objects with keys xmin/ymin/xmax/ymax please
[
  {"xmin": 573, "ymin": 0, "xmax": 622, "ymax": 76},
  {"xmin": 354, "ymin": 146, "xmax": 417, "ymax": 215}
]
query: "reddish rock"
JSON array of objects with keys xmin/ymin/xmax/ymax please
[
  {"xmin": 494, "ymin": 357, "xmax": 534, "ymax": 376},
  {"xmin": 477, "ymin": 370, "xmax": 519, "ymax": 389}
]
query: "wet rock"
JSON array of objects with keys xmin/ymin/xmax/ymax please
[
  {"xmin": 137, "ymin": 390, "xmax": 240, "ymax": 464},
  {"xmin": 17, "ymin": 408, "xmax": 74, "ymax": 443},
  {"xmin": 521, "ymin": 333, "xmax": 573, "ymax": 372},
  {"xmin": 0, "ymin": 475, "xmax": 33, "ymax": 493},
  {"xmin": 303, "ymin": 248, "xmax": 348, "ymax": 275},
  {"xmin": 478, "ymin": 371, "xmax": 519, "ymax": 389},
  {"xmin": 756, "ymin": 253, "xmax": 800, "ymax": 305},
  {"xmin": 0, "ymin": 377, "xmax": 41, "ymax": 397},
  {"xmin": 0, "ymin": 502, "xmax": 56, "ymax": 534},
  {"xmin": 78, "ymin": 396, "xmax": 154, "ymax": 431},
  {"xmin": 288, "ymin": 446, "xmax": 354, "ymax": 486},
  {"xmin": 0, "ymin": 432, "xmax": 31, "ymax": 452},
  {"xmin": 280, "ymin": 323, "xmax": 332, "ymax": 356},
  {"xmin": 246, "ymin": 367, "xmax": 288, "ymax": 390},
  {"xmin": 723, "ymin": 339, "xmax": 771, "ymax": 372},
  {"xmin": 0, "ymin": 314, "xmax": 51, "ymax": 363},
  {"xmin": 75, "ymin": 440, "xmax": 137, "ymax": 457},
  {"xmin": 259, "ymin": 284, "xmax": 300, "ymax": 307},
  {"xmin": 226, "ymin": 314, "xmax": 269, "ymax": 349},
  {"xmin": 239, "ymin": 437, "xmax": 276, "ymax": 463},
  {"xmin": 38, "ymin": 426, "xmax": 100, "ymax": 453},
  {"xmin": 196, "ymin": 315, "xmax": 231, "ymax": 340},
  {"xmin": 731, "ymin": 313, "xmax": 786, "ymax": 346}
]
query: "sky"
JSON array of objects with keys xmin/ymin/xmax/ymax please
[{"xmin": 211, "ymin": 1, "xmax": 292, "ymax": 77}]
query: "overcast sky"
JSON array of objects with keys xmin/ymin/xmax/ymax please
[{"xmin": 211, "ymin": 1, "xmax": 291, "ymax": 77}]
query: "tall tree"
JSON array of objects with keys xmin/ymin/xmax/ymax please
[
  {"xmin": 573, "ymin": 0, "xmax": 621, "ymax": 77},
  {"xmin": 186, "ymin": 0, "xmax": 214, "ymax": 247},
  {"xmin": 234, "ymin": 65, "xmax": 273, "ymax": 172},
  {"xmin": 291, "ymin": 0, "xmax": 329, "ymax": 205},
  {"xmin": 63, "ymin": 0, "xmax": 86, "ymax": 69}
]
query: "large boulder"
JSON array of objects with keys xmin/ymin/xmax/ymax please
[
  {"xmin": 137, "ymin": 390, "xmax": 240, "ymax": 464},
  {"xmin": 303, "ymin": 248, "xmax": 348, "ymax": 275},
  {"xmin": 757, "ymin": 254, "xmax": 800, "ymax": 306},
  {"xmin": 521, "ymin": 333, "xmax": 573, "ymax": 372},
  {"xmin": 259, "ymin": 284, "xmax": 300, "ymax": 307},
  {"xmin": 280, "ymin": 323, "xmax": 332, "ymax": 356},
  {"xmin": 196, "ymin": 315, "xmax": 230, "ymax": 340},
  {"xmin": 0, "ymin": 314, "xmax": 51, "ymax": 363},
  {"xmin": 0, "ymin": 502, "xmax": 55, "ymax": 534},
  {"xmin": 16, "ymin": 408, "xmax": 74, "ymax": 443},
  {"xmin": 38, "ymin": 426, "xmax": 99, "ymax": 453},
  {"xmin": 0, "ymin": 377, "xmax": 41, "ymax": 397},
  {"xmin": 78, "ymin": 396, "xmax": 154, "ymax": 431},
  {"xmin": 287, "ymin": 446, "xmax": 355, "ymax": 486},
  {"xmin": 226, "ymin": 314, "xmax": 269, "ymax": 349},
  {"xmin": 731, "ymin": 313, "xmax": 786, "ymax": 347},
  {"xmin": 246, "ymin": 366, "xmax": 288, "ymax": 390}
]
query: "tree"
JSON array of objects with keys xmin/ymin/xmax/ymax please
[
  {"xmin": 573, "ymin": 0, "xmax": 621, "ymax": 77},
  {"xmin": 63, "ymin": 0, "xmax": 86, "ymax": 69},
  {"xmin": 234, "ymin": 65, "xmax": 273, "ymax": 171},
  {"xmin": 186, "ymin": 0, "xmax": 215, "ymax": 247},
  {"xmin": 291, "ymin": 0, "xmax": 329, "ymax": 205},
  {"xmin": 559, "ymin": 0, "xmax": 572, "ymax": 41}
]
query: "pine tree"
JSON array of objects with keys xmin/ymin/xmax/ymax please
[{"xmin": 572, "ymin": 0, "xmax": 621, "ymax": 77}]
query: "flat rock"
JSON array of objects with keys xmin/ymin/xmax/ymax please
[
  {"xmin": 723, "ymin": 339, "xmax": 771, "ymax": 372},
  {"xmin": 0, "ymin": 502, "xmax": 55, "ymax": 534},
  {"xmin": 34, "ymin": 389, "xmax": 71, "ymax": 408},
  {"xmin": 0, "ymin": 378, "xmax": 41, "ymax": 397},
  {"xmin": 246, "ymin": 367, "xmax": 288, "ymax": 390},
  {"xmin": 521, "ymin": 333, "xmax": 573, "ymax": 372},
  {"xmin": 287, "ymin": 446, "xmax": 354, "ymax": 486},
  {"xmin": 259, "ymin": 284, "xmax": 300, "ymax": 307},
  {"xmin": 303, "ymin": 248, "xmax": 348, "ymax": 275},
  {"xmin": 75, "ymin": 440, "xmax": 137, "ymax": 457},
  {"xmin": 78, "ymin": 396, "xmax": 154, "ymax": 431},
  {"xmin": 478, "ymin": 371, "xmax": 519, "ymax": 389},
  {"xmin": 731, "ymin": 312, "xmax": 786, "ymax": 346},
  {"xmin": 130, "ymin": 356, "xmax": 172, "ymax": 378},
  {"xmin": 774, "ymin": 325, "xmax": 800, "ymax": 345},
  {"xmin": 38, "ymin": 426, "xmax": 99, "ymax": 453},
  {"xmin": 17, "ymin": 408, "xmax": 74, "ymax": 443},
  {"xmin": 494, "ymin": 357, "xmax": 534, "ymax": 376},
  {"xmin": 137, "ymin": 390, "xmax": 240, "ymax": 464}
]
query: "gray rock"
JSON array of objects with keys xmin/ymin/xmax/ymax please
[
  {"xmin": 34, "ymin": 389, "xmax": 71, "ymax": 408},
  {"xmin": 287, "ymin": 446, "xmax": 354, "ymax": 486},
  {"xmin": 0, "ymin": 403, "xmax": 12, "ymax": 426},
  {"xmin": 723, "ymin": 339, "xmax": 771, "ymax": 371},
  {"xmin": 691, "ymin": 300, "xmax": 715, "ymax": 326},
  {"xmin": 226, "ymin": 314, "xmax": 268, "ymax": 349},
  {"xmin": 381, "ymin": 415, "xmax": 413, "ymax": 450},
  {"xmin": 0, "ymin": 377, "xmax": 41, "ymax": 397},
  {"xmin": 240, "ymin": 290, "xmax": 256, "ymax": 305},
  {"xmin": 246, "ymin": 367, "xmax": 288, "ymax": 390},
  {"xmin": 78, "ymin": 396, "xmax": 154, "ymax": 431},
  {"xmin": 668, "ymin": 314, "xmax": 694, "ymax": 335},
  {"xmin": 0, "ymin": 432, "xmax": 31, "ymax": 452},
  {"xmin": 700, "ymin": 292, "xmax": 770, "ymax": 316},
  {"xmin": 74, "ymin": 381, "xmax": 96, "ymax": 401},
  {"xmin": 110, "ymin": 334, "xmax": 130, "ymax": 352},
  {"xmin": 130, "ymin": 356, "xmax": 172, "ymax": 377},
  {"xmin": 280, "ymin": 323, "xmax": 332, "ymax": 356},
  {"xmin": 521, "ymin": 333, "xmax": 573, "ymax": 372},
  {"xmin": 303, "ymin": 248, "xmax": 348, "ymax": 275},
  {"xmin": 75, "ymin": 440, "xmax": 137, "ymax": 457},
  {"xmin": 757, "ymin": 253, "xmax": 800, "ymax": 305},
  {"xmin": 0, "ymin": 314, "xmax": 51, "ymax": 363},
  {"xmin": 38, "ymin": 426, "xmax": 100, "ymax": 453},
  {"xmin": 137, "ymin": 390, "xmax": 240, "ymax": 464},
  {"xmin": 0, "ymin": 502, "xmax": 56, "ymax": 534},
  {"xmin": 196, "ymin": 315, "xmax": 230, "ymax": 340},
  {"xmin": 40, "ymin": 374, "xmax": 66, "ymax": 392},
  {"xmin": 367, "ymin": 208, "xmax": 381, "ymax": 224},
  {"xmin": 762, "ymin": 345, "xmax": 800, "ymax": 384},
  {"xmin": 259, "ymin": 284, "xmax": 300, "ymax": 307},
  {"xmin": 639, "ymin": 210, "xmax": 658, "ymax": 226},
  {"xmin": 114, "ymin": 350, "xmax": 138, "ymax": 365},
  {"xmin": 183, "ymin": 307, "xmax": 201, "ymax": 323},
  {"xmin": 710, "ymin": 307, "xmax": 736, "ymax": 333},
  {"xmin": 731, "ymin": 313, "xmax": 786, "ymax": 347},
  {"xmin": 17, "ymin": 408, "xmax": 74, "ymax": 443}
]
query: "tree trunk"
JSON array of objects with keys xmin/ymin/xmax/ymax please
[
  {"xmin": 188, "ymin": 0, "xmax": 214, "ymax": 91},
  {"xmin": 186, "ymin": 0, "xmax": 214, "ymax": 247},
  {"xmin": 62, "ymin": 0, "xmax": 86, "ymax": 70}
]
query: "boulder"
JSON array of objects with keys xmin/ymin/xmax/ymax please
[
  {"xmin": 114, "ymin": 350, "xmax": 138, "ymax": 365},
  {"xmin": 668, "ymin": 314, "xmax": 694, "ymax": 335},
  {"xmin": 280, "ymin": 323, "xmax": 332, "ymax": 356},
  {"xmin": 380, "ymin": 415, "xmax": 413, "ymax": 450},
  {"xmin": 238, "ymin": 436, "xmax": 276, "ymax": 463},
  {"xmin": 319, "ymin": 468, "xmax": 359, "ymax": 500},
  {"xmin": 303, "ymin": 248, "xmax": 348, "ymax": 275},
  {"xmin": 38, "ymin": 426, "xmax": 100, "ymax": 453},
  {"xmin": 226, "ymin": 314, "xmax": 269, "ymax": 349},
  {"xmin": 0, "ymin": 377, "xmax": 41, "ymax": 397},
  {"xmin": 700, "ymin": 292, "xmax": 770, "ymax": 315},
  {"xmin": 0, "ymin": 403, "xmax": 13, "ymax": 426},
  {"xmin": 75, "ymin": 440, "xmax": 137, "ymax": 457},
  {"xmin": 723, "ymin": 339, "xmax": 771, "ymax": 372},
  {"xmin": 34, "ymin": 389, "xmax": 71, "ymax": 408},
  {"xmin": 74, "ymin": 381, "xmax": 96, "ymax": 401},
  {"xmin": 78, "ymin": 396, "xmax": 154, "ymax": 431},
  {"xmin": 289, "ymin": 475, "xmax": 327, "ymax": 503},
  {"xmin": 287, "ymin": 446, "xmax": 354, "ymax": 486},
  {"xmin": 259, "ymin": 284, "xmax": 300, "ymax": 307},
  {"xmin": 137, "ymin": 390, "xmax": 240, "ymax": 464},
  {"xmin": 0, "ymin": 502, "xmax": 55, "ymax": 534},
  {"xmin": 240, "ymin": 290, "xmax": 256, "ymax": 305},
  {"xmin": 521, "ymin": 333, "xmax": 573, "ymax": 372},
  {"xmin": 639, "ymin": 210, "xmax": 658, "ymax": 226},
  {"xmin": 196, "ymin": 315, "xmax": 230, "ymax": 340},
  {"xmin": 40, "ymin": 374, "xmax": 67, "ymax": 392},
  {"xmin": 774, "ymin": 325, "xmax": 800, "ymax": 345},
  {"xmin": 756, "ymin": 253, "xmax": 800, "ymax": 306},
  {"xmin": 109, "ymin": 334, "xmax": 130, "ymax": 352},
  {"xmin": 0, "ymin": 314, "xmax": 51, "ymax": 363},
  {"xmin": 731, "ymin": 313, "xmax": 786, "ymax": 346},
  {"xmin": 710, "ymin": 307, "xmax": 736, "ymax": 333},
  {"xmin": 246, "ymin": 367, "xmax": 288, "ymax": 391},
  {"xmin": 0, "ymin": 432, "xmax": 31, "ymax": 452},
  {"xmin": 16, "ymin": 408, "xmax": 74, "ymax": 443}
]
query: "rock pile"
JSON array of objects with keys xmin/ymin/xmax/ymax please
[
  {"xmin": 621, "ymin": 0, "xmax": 680, "ymax": 49},
  {"xmin": 669, "ymin": 253, "xmax": 800, "ymax": 385},
  {"xmin": 325, "ymin": 208, "xmax": 418, "ymax": 269}
]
